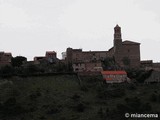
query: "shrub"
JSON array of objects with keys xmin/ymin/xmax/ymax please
[
  {"xmin": 116, "ymin": 97, "xmax": 152, "ymax": 114},
  {"xmin": 80, "ymin": 85, "xmax": 88, "ymax": 92},
  {"xmin": 11, "ymin": 56, "xmax": 27, "ymax": 67},
  {"xmin": 1, "ymin": 97, "xmax": 25, "ymax": 116},
  {"xmin": 46, "ymin": 104, "xmax": 62, "ymax": 114},
  {"xmin": 0, "ymin": 65, "xmax": 14, "ymax": 77},
  {"xmin": 76, "ymin": 103, "xmax": 86, "ymax": 112},
  {"xmin": 71, "ymin": 93, "xmax": 81, "ymax": 101},
  {"xmin": 149, "ymin": 93, "xmax": 157, "ymax": 102}
]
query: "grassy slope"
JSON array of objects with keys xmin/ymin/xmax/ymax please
[{"xmin": 0, "ymin": 75, "xmax": 160, "ymax": 120}]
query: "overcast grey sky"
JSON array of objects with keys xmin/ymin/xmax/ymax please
[{"xmin": 0, "ymin": 0, "xmax": 160, "ymax": 62}]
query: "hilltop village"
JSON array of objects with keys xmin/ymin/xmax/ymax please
[
  {"xmin": 1, "ymin": 25, "xmax": 160, "ymax": 120},
  {"xmin": 0, "ymin": 25, "xmax": 160, "ymax": 83}
]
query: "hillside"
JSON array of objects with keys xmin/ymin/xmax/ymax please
[{"xmin": 0, "ymin": 75, "xmax": 160, "ymax": 120}]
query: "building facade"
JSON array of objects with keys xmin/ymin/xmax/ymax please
[
  {"xmin": 34, "ymin": 51, "xmax": 58, "ymax": 64},
  {"xmin": 66, "ymin": 48, "xmax": 107, "ymax": 72},
  {"xmin": 113, "ymin": 25, "xmax": 140, "ymax": 67},
  {"xmin": 0, "ymin": 52, "xmax": 12, "ymax": 67},
  {"xmin": 65, "ymin": 25, "xmax": 141, "ymax": 72}
]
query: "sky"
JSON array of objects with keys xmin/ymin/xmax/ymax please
[{"xmin": 0, "ymin": 0, "xmax": 160, "ymax": 62}]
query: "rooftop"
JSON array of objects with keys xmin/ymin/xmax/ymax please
[
  {"xmin": 122, "ymin": 40, "xmax": 140, "ymax": 45},
  {"xmin": 101, "ymin": 71, "xmax": 127, "ymax": 75}
]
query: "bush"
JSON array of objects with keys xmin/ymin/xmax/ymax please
[
  {"xmin": 71, "ymin": 93, "xmax": 81, "ymax": 101},
  {"xmin": 97, "ymin": 107, "xmax": 105, "ymax": 118},
  {"xmin": 0, "ymin": 65, "xmax": 14, "ymax": 77},
  {"xmin": 76, "ymin": 103, "xmax": 86, "ymax": 112},
  {"xmin": 126, "ymin": 68, "xmax": 153, "ymax": 83},
  {"xmin": 11, "ymin": 56, "xmax": 27, "ymax": 67},
  {"xmin": 149, "ymin": 93, "xmax": 157, "ymax": 102},
  {"xmin": 46, "ymin": 104, "xmax": 62, "ymax": 114},
  {"xmin": 80, "ymin": 85, "xmax": 88, "ymax": 92},
  {"xmin": 158, "ymin": 94, "xmax": 160, "ymax": 103},
  {"xmin": 0, "ymin": 97, "xmax": 25, "ymax": 116},
  {"xmin": 141, "ymin": 102, "xmax": 152, "ymax": 111},
  {"xmin": 127, "ymin": 83, "xmax": 136, "ymax": 90},
  {"xmin": 116, "ymin": 97, "xmax": 152, "ymax": 114},
  {"xmin": 97, "ymin": 87, "xmax": 125, "ymax": 100}
]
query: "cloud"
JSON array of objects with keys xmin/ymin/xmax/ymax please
[
  {"xmin": 133, "ymin": 0, "xmax": 160, "ymax": 23},
  {"xmin": 0, "ymin": 2, "xmax": 32, "ymax": 28}
]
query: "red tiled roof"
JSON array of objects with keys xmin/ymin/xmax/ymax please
[{"xmin": 101, "ymin": 71, "xmax": 127, "ymax": 75}]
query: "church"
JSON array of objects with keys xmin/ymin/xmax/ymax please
[
  {"xmin": 65, "ymin": 25, "xmax": 141, "ymax": 72},
  {"xmin": 109, "ymin": 25, "xmax": 140, "ymax": 67}
]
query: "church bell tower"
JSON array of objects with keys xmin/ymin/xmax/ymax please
[{"xmin": 114, "ymin": 24, "xmax": 122, "ymax": 53}]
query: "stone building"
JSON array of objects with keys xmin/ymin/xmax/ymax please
[
  {"xmin": 101, "ymin": 70, "xmax": 129, "ymax": 83},
  {"xmin": 113, "ymin": 25, "xmax": 140, "ymax": 67},
  {"xmin": 34, "ymin": 51, "xmax": 58, "ymax": 64},
  {"xmin": 65, "ymin": 25, "xmax": 141, "ymax": 72},
  {"xmin": 45, "ymin": 51, "xmax": 57, "ymax": 63},
  {"xmin": 0, "ymin": 52, "xmax": 12, "ymax": 67},
  {"xmin": 66, "ymin": 48, "xmax": 106, "ymax": 72},
  {"xmin": 73, "ymin": 61, "xmax": 103, "ymax": 72}
]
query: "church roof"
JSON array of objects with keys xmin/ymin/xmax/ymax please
[{"xmin": 122, "ymin": 40, "xmax": 140, "ymax": 45}]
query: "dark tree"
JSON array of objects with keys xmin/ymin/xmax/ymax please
[
  {"xmin": 11, "ymin": 56, "xmax": 27, "ymax": 67},
  {"xmin": 102, "ymin": 57, "xmax": 116, "ymax": 70},
  {"xmin": 0, "ymin": 65, "xmax": 14, "ymax": 76}
]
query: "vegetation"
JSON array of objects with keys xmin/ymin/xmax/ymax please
[
  {"xmin": 102, "ymin": 57, "xmax": 117, "ymax": 70},
  {"xmin": 0, "ymin": 75, "xmax": 160, "ymax": 120},
  {"xmin": 126, "ymin": 68, "xmax": 153, "ymax": 83},
  {"xmin": 0, "ymin": 59, "xmax": 70, "ymax": 77},
  {"xmin": 11, "ymin": 56, "xmax": 27, "ymax": 67}
]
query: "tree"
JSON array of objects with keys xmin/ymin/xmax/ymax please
[
  {"xmin": 0, "ymin": 65, "xmax": 14, "ymax": 76},
  {"xmin": 11, "ymin": 56, "xmax": 27, "ymax": 67},
  {"xmin": 23, "ymin": 64, "xmax": 39, "ymax": 75},
  {"xmin": 102, "ymin": 57, "xmax": 116, "ymax": 70}
]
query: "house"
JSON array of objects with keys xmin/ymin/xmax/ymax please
[
  {"xmin": 45, "ymin": 51, "xmax": 57, "ymax": 63},
  {"xmin": 101, "ymin": 71, "xmax": 129, "ymax": 83},
  {"xmin": 65, "ymin": 48, "xmax": 105, "ymax": 72},
  {"xmin": 0, "ymin": 52, "xmax": 12, "ymax": 67},
  {"xmin": 34, "ymin": 56, "xmax": 46, "ymax": 64},
  {"xmin": 34, "ymin": 51, "xmax": 58, "ymax": 64}
]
